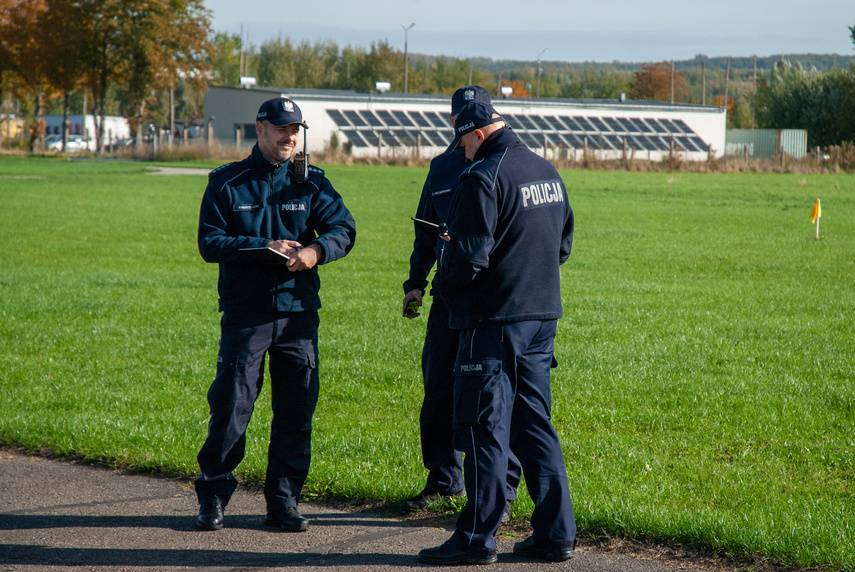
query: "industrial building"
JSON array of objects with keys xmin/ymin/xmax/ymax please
[{"xmin": 204, "ymin": 85, "xmax": 727, "ymax": 161}]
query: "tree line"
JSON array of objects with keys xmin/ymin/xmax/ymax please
[{"xmin": 2, "ymin": 2, "xmax": 854, "ymax": 151}]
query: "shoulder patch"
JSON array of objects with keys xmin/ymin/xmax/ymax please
[
  {"xmin": 308, "ymin": 165, "xmax": 325, "ymax": 177},
  {"xmin": 209, "ymin": 161, "xmax": 240, "ymax": 179}
]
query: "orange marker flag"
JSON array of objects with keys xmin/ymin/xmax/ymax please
[{"xmin": 811, "ymin": 198, "xmax": 821, "ymax": 239}]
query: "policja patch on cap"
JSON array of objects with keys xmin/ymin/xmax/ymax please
[
  {"xmin": 256, "ymin": 97, "xmax": 309, "ymax": 128},
  {"xmin": 446, "ymin": 101, "xmax": 504, "ymax": 152},
  {"xmin": 450, "ymin": 85, "xmax": 492, "ymax": 116}
]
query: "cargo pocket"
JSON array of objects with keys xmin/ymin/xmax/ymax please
[
  {"xmin": 452, "ymin": 358, "xmax": 506, "ymax": 447},
  {"xmin": 292, "ymin": 344, "xmax": 319, "ymax": 426}
]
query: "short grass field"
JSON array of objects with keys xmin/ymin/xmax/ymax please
[{"xmin": 1, "ymin": 156, "xmax": 853, "ymax": 570}]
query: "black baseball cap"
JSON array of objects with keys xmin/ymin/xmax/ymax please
[
  {"xmin": 450, "ymin": 85, "xmax": 492, "ymax": 116},
  {"xmin": 447, "ymin": 102, "xmax": 504, "ymax": 151},
  {"xmin": 256, "ymin": 97, "xmax": 309, "ymax": 128}
]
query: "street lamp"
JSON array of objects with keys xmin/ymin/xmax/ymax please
[
  {"xmin": 401, "ymin": 22, "xmax": 415, "ymax": 93},
  {"xmin": 536, "ymin": 47, "xmax": 547, "ymax": 98}
]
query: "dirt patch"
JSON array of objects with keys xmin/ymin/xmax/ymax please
[{"xmin": 146, "ymin": 167, "xmax": 210, "ymax": 175}]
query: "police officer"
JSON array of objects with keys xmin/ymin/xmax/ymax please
[
  {"xmin": 402, "ymin": 86, "xmax": 520, "ymax": 518},
  {"xmin": 195, "ymin": 97, "xmax": 356, "ymax": 532},
  {"xmin": 418, "ymin": 102, "xmax": 576, "ymax": 565}
]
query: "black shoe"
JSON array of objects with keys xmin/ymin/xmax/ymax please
[
  {"xmin": 418, "ymin": 541, "xmax": 497, "ymax": 566},
  {"xmin": 264, "ymin": 506, "xmax": 309, "ymax": 532},
  {"xmin": 196, "ymin": 502, "xmax": 224, "ymax": 530},
  {"xmin": 403, "ymin": 487, "xmax": 466, "ymax": 513},
  {"xmin": 512, "ymin": 536, "xmax": 575, "ymax": 562}
]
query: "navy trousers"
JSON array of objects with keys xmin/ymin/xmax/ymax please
[
  {"xmin": 195, "ymin": 310, "xmax": 319, "ymax": 512},
  {"xmin": 420, "ymin": 298, "xmax": 521, "ymax": 500},
  {"xmin": 419, "ymin": 297, "xmax": 464, "ymax": 494},
  {"xmin": 449, "ymin": 320, "xmax": 576, "ymax": 556}
]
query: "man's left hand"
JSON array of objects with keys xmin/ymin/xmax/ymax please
[{"xmin": 287, "ymin": 244, "xmax": 321, "ymax": 271}]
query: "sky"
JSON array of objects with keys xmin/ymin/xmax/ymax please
[{"xmin": 203, "ymin": 0, "xmax": 854, "ymax": 64}]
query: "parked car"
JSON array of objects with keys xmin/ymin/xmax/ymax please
[
  {"xmin": 44, "ymin": 134, "xmax": 91, "ymax": 152},
  {"xmin": 43, "ymin": 135, "xmax": 62, "ymax": 149},
  {"xmin": 104, "ymin": 137, "xmax": 136, "ymax": 152}
]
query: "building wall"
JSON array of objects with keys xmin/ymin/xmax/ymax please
[
  {"xmin": 0, "ymin": 118, "xmax": 26, "ymax": 141},
  {"xmin": 205, "ymin": 85, "xmax": 727, "ymax": 161},
  {"xmin": 43, "ymin": 115, "xmax": 131, "ymax": 148}
]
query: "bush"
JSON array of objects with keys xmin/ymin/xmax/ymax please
[{"xmin": 825, "ymin": 141, "xmax": 855, "ymax": 171}]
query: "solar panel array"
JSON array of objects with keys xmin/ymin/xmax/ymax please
[{"xmin": 326, "ymin": 109, "xmax": 710, "ymax": 152}]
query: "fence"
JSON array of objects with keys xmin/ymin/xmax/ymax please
[{"xmin": 725, "ymin": 129, "xmax": 807, "ymax": 159}]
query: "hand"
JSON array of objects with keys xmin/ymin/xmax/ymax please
[
  {"xmin": 268, "ymin": 239, "xmax": 303, "ymax": 257},
  {"xmin": 402, "ymin": 290, "xmax": 423, "ymax": 319},
  {"xmin": 286, "ymin": 243, "xmax": 321, "ymax": 272}
]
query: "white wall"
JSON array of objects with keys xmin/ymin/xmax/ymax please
[
  {"xmin": 43, "ymin": 115, "xmax": 131, "ymax": 149},
  {"xmin": 204, "ymin": 86, "xmax": 727, "ymax": 161}
]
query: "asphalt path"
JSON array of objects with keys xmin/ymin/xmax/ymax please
[{"xmin": 0, "ymin": 449, "xmax": 707, "ymax": 572}]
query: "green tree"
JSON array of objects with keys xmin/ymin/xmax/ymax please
[
  {"xmin": 297, "ymin": 39, "xmax": 340, "ymax": 89},
  {"xmin": 335, "ymin": 45, "xmax": 362, "ymax": 90},
  {"xmin": 755, "ymin": 59, "xmax": 855, "ymax": 147},
  {"xmin": 427, "ymin": 58, "xmax": 473, "ymax": 94},
  {"xmin": 557, "ymin": 69, "xmax": 631, "ymax": 99},
  {"xmin": 729, "ymin": 92, "xmax": 753, "ymax": 129},
  {"xmin": 255, "ymin": 37, "xmax": 297, "ymax": 88},
  {"xmin": 535, "ymin": 70, "xmax": 564, "ymax": 99},
  {"xmin": 211, "ymin": 32, "xmax": 243, "ymax": 86},
  {"xmin": 596, "ymin": 70, "xmax": 633, "ymax": 99},
  {"xmin": 352, "ymin": 40, "xmax": 400, "ymax": 91}
]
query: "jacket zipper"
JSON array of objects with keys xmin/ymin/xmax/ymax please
[{"xmin": 268, "ymin": 170, "xmax": 278, "ymax": 309}]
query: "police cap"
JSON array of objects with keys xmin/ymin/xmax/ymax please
[
  {"xmin": 256, "ymin": 97, "xmax": 309, "ymax": 128},
  {"xmin": 450, "ymin": 85, "xmax": 492, "ymax": 117},
  {"xmin": 446, "ymin": 101, "xmax": 504, "ymax": 151}
]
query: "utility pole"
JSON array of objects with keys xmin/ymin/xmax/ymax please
[
  {"xmin": 536, "ymin": 47, "xmax": 547, "ymax": 98},
  {"xmin": 169, "ymin": 87, "xmax": 175, "ymax": 148},
  {"xmin": 401, "ymin": 23, "xmax": 415, "ymax": 93},
  {"xmin": 724, "ymin": 57, "xmax": 731, "ymax": 115},
  {"xmin": 670, "ymin": 60, "xmax": 675, "ymax": 103},
  {"xmin": 752, "ymin": 55, "xmax": 757, "ymax": 129},
  {"xmin": 239, "ymin": 23, "xmax": 245, "ymax": 79}
]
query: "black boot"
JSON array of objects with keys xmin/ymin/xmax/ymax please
[{"xmin": 196, "ymin": 502, "xmax": 224, "ymax": 530}]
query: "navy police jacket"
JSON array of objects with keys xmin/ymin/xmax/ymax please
[
  {"xmin": 434, "ymin": 128, "xmax": 574, "ymax": 329},
  {"xmin": 198, "ymin": 144, "xmax": 356, "ymax": 313},
  {"xmin": 403, "ymin": 148, "xmax": 468, "ymax": 298}
]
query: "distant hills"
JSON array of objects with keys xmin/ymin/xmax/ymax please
[{"xmin": 413, "ymin": 53, "xmax": 855, "ymax": 74}]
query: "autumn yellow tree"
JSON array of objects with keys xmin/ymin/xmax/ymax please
[
  {"xmin": 501, "ymin": 80, "xmax": 530, "ymax": 98},
  {"xmin": 629, "ymin": 61, "xmax": 689, "ymax": 102},
  {"xmin": 0, "ymin": 0, "xmax": 53, "ymax": 149},
  {"xmin": 1, "ymin": 0, "xmax": 214, "ymax": 151},
  {"xmin": 77, "ymin": 0, "xmax": 214, "ymax": 149}
]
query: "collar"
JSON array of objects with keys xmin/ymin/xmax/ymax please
[
  {"xmin": 249, "ymin": 145, "xmax": 291, "ymax": 174},
  {"xmin": 472, "ymin": 127, "xmax": 511, "ymax": 163}
]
